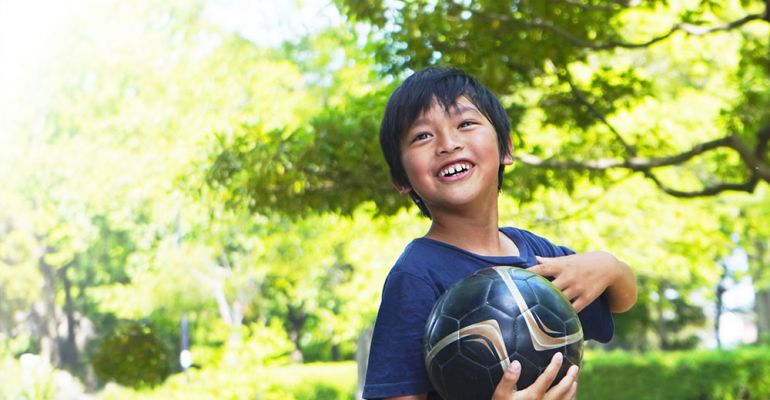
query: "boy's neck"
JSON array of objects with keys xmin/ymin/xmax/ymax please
[{"xmin": 425, "ymin": 207, "xmax": 519, "ymax": 257}]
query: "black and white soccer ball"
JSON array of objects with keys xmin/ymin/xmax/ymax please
[{"xmin": 424, "ymin": 266, "xmax": 583, "ymax": 400}]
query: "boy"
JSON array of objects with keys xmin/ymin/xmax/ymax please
[{"xmin": 363, "ymin": 67, "xmax": 637, "ymax": 400}]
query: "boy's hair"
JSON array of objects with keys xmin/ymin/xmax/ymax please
[{"xmin": 379, "ymin": 67, "xmax": 512, "ymax": 218}]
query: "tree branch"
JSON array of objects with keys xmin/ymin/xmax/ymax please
[
  {"xmin": 730, "ymin": 127, "xmax": 770, "ymax": 181},
  {"xmin": 553, "ymin": 0, "xmax": 626, "ymax": 12},
  {"xmin": 514, "ymin": 133, "xmax": 770, "ymax": 198},
  {"xmin": 516, "ymin": 152, "xmax": 761, "ymax": 198},
  {"xmin": 560, "ymin": 69, "xmax": 636, "ymax": 155},
  {"xmin": 476, "ymin": 10, "xmax": 765, "ymax": 50},
  {"xmin": 514, "ymin": 136, "xmax": 734, "ymax": 171},
  {"xmin": 645, "ymin": 173, "xmax": 759, "ymax": 198},
  {"xmin": 554, "ymin": 66, "xmax": 770, "ymax": 198}
]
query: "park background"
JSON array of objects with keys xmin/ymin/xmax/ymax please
[{"xmin": 1, "ymin": 0, "xmax": 770, "ymax": 398}]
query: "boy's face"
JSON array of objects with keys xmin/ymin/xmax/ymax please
[{"xmin": 398, "ymin": 96, "xmax": 512, "ymax": 215}]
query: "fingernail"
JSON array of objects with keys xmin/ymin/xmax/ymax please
[
  {"xmin": 554, "ymin": 352, "xmax": 563, "ymax": 362},
  {"xmin": 509, "ymin": 360, "xmax": 520, "ymax": 372}
]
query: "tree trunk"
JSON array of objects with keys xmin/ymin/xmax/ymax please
[
  {"xmin": 210, "ymin": 279, "xmax": 246, "ymax": 365},
  {"xmin": 356, "ymin": 326, "xmax": 373, "ymax": 400},
  {"xmin": 331, "ymin": 343, "xmax": 341, "ymax": 361},
  {"xmin": 656, "ymin": 286, "xmax": 670, "ymax": 350},
  {"xmin": 757, "ymin": 289, "xmax": 770, "ymax": 343},
  {"xmin": 753, "ymin": 240, "xmax": 770, "ymax": 344},
  {"xmin": 286, "ymin": 305, "xmax": 306, "ymax": 363},
  {"xmin": 59, "ymin": 264, "xmax": 79, "ymax": 371},
  {"xmin": 37, "ymin": 257, "xmax": 61, "ymax": 367}
]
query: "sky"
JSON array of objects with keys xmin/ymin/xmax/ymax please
[{"xmin": 204, "ymin": 0, "xmax": 341, "ymax": 48}]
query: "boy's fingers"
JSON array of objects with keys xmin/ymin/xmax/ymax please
[
  {"xmin": 546, "ymin": 365, "xmax": 579, "ymax": 399},
  {"xmin": 527, "ymin": 352, "xmax": 563, "ymax": 395},
  {"xmin": 492, "ymin": 360, "xmax": 521, "ymax": 399},
  {"xmin": 571, "ymin": 297, "xmax": 588, "ymax": 313},
  {"xmin": 528, "ymin": 263, "xmax": 553, "ymax": 277}
]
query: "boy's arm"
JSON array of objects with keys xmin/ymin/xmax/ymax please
[{"xmin": 529, "ymin": 251, "xmax": 637, "ymax": 313}]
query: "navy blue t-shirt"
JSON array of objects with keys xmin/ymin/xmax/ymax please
[{"xmin": 362, "ymin": 227, "xmax": 614, "ymax": 400}]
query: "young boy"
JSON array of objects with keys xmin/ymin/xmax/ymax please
[{"xmin": 363, "ymin": 67, "xmax": 637, "ymax": 400}]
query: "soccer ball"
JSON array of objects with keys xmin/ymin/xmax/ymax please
[{"xmin": 424, "ymin": 266, "xmax": 583, "ymax": 400}]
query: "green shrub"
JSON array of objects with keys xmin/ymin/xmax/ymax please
[
  {"xmin": 97, "ymin": 360, "xmax": 356, "ymax": 400},
  {"xmin": 263, "ymin": 361, "xmax": 355, "ymax": 400},
  {"xmin": 293, "ymin": 382, "xmax": 344, "ymax": 400},
  {"xmin": 92, "ymin": 322, "xmax": 172, "ymax": 388},
  {"xmin": 580, "ymin": 346, "xmax": 770, "ymax": 400}
]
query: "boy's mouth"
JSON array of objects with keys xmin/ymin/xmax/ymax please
[{"xmin": 438, "ymin": 161, "xmax": 473, "ymax": 178}]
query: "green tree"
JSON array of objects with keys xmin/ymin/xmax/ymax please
[{"xmin": 337, "ymin": 0, "xmax": 770, "ymax": 197}]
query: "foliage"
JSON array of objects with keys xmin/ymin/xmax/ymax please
[
  {"xmin": 498, "ymin": 172, "xmax": 729, "ymax": 349},
  {"xmin": 336, "ymin": 0, "xmax": 770, "ymax": 198},
  {"xmin": 92, "ymin": 322, "xmax": 172, "ymax": 388},
  {"xmin": 98, "ymin": 361, "xmax": 356, "ymax": 400},
  {"xmin": 0, "ymin": 341, "xmax": 85, "ymax": 400},
  {"xmin": 203, "ymin": 27, "xmax": 398, "ymax": 216},
  {"xmin": 580, "ymin": 346, "xmax": 770, "ymax": 399},
  {"xmin": 200, "ymin": 0, "xmax": 770, "ymax": 350}
]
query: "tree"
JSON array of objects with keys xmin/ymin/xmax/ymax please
[
  {"xmin": 209, "ymin": 1, "xmax": 770, "ymax": 219},
  {"xmin": 337, "ymin": 0, "xmax": 770, "ymax": 199},
  {"xmin": 202, "ymin": 1, "xmax": 764, "ymax": 349}
]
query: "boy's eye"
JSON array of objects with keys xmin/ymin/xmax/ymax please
[
  {"xmin": 458, "ymin": 120, "xmax": 476, "ymax": 129},
  {"xmin": 413, "ymin": 132, "xmax": 431, "ymax": 142}
]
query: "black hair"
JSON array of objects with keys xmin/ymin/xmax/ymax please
[{"xmin": 379, "ymin": 67, "xmax": 512, "ymax": 218}]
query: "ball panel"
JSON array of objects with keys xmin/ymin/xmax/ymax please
[
  {"xmin": 425, "ymin": 315, "xmax": 461, "ymax": 367},
  {"xmin": 440, "ymin": 276, "xmax": 493, "ymax": 320},
  {"xmin": 427, "ymin": 315, "xmax": 460, "ymax": 342},
  {"xmin": 508, "ymin": 351, "xmax": 541, "ymax": 389},
  {"xmin": 524, "ymin": 274, "xmax": 575, "ymax": 319},
  {"xmin": 437, "ymin": 354, "xmax": 495, "ymax": 400},
  {"xmin": 485, "ymin": 278, "xmax": 524, "ymax": 319},
  {"xmin": 457, "ymin": 306, "xmax": 517, "ymax": 368}
]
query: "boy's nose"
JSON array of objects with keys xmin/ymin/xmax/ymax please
[{"xmin": 436, "ymin": 130, "xmax": 463, "ymax": 155}]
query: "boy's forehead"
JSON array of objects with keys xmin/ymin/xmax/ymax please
[{"xmin": 411, "ymin": 96, "xmax": 480, "ymax": 124}]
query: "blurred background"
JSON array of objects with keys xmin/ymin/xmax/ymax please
[{"xmin": 1, "ymin": 0, "xmax": 769, "ymax": 398}]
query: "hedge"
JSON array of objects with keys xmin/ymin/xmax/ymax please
[
  {"xmin": 580, "ymin": 346, "xmax": 770, "ymax": 400},
  {"xmin": 98, "ymin": 347, "xmax": 770, "ymax": 399}
]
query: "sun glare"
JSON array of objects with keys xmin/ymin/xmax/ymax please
[{"xmin": 0, "ymin": 0, "xmax": 77, "ymax": 152}]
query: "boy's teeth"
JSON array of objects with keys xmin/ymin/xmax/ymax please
[{"xmin": 441, "ymin": 163, "xmax": 469, "ymax": 177}]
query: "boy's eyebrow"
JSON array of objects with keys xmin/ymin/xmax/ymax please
[{"xmin": 410, "ymin": 104, "xmax": 482, "ymax": 128}]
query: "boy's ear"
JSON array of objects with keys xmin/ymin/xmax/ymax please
[
  {"xmin": 502, "ymin": 136, "xmax": 513, "ymax": 166},
  {"xmin": 392, "ymin": 178, "xmax": 412, "ymax": 195}
]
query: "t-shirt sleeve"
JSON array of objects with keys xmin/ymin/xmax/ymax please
[
  {"xmin": 515, "ymin": 228, "xmax": 615, "ymax": 343},
  {"xmin": 363, "ymin": 271, "xmax": 439, "ymax": 399}
]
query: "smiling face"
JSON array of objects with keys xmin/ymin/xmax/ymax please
[{"xmin": 398, "ymin": 96, "xmax": 513, "ymax": 217}]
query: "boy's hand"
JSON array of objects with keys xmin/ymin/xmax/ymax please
[
  {"xmin": 528, "ymin": 252, "xmax": 621, "ymax": 313},
  {"xmin": 492, "ymin": 352, "xmax": 579, "ymax": 400},
  {"xmin": 528, "ymin": 251, "xmax": 636, "ymax": 312}
]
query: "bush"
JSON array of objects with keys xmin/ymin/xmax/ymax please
[
  {"xmin": 263, "ymin": 361, "xmax": 356, "ymax": 400},
  {"xmin": 92, "ymin": 322, "xmax": 171, "ymax": 388},
  {"xmin": 580, "ymin": 346, "xmax": 770, "ymax": 400},
  {"xmin": 96, "ymin": 360, "xmax": 357, "ymax": 400}
]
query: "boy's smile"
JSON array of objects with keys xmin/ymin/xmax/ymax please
[
  {"xmin": 438, "ymin": 160, "xmax": 472, "ymax": 180},
  {"xmin": 398, "ymin": 96, "xmax": 512, "ymax": 215}
]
